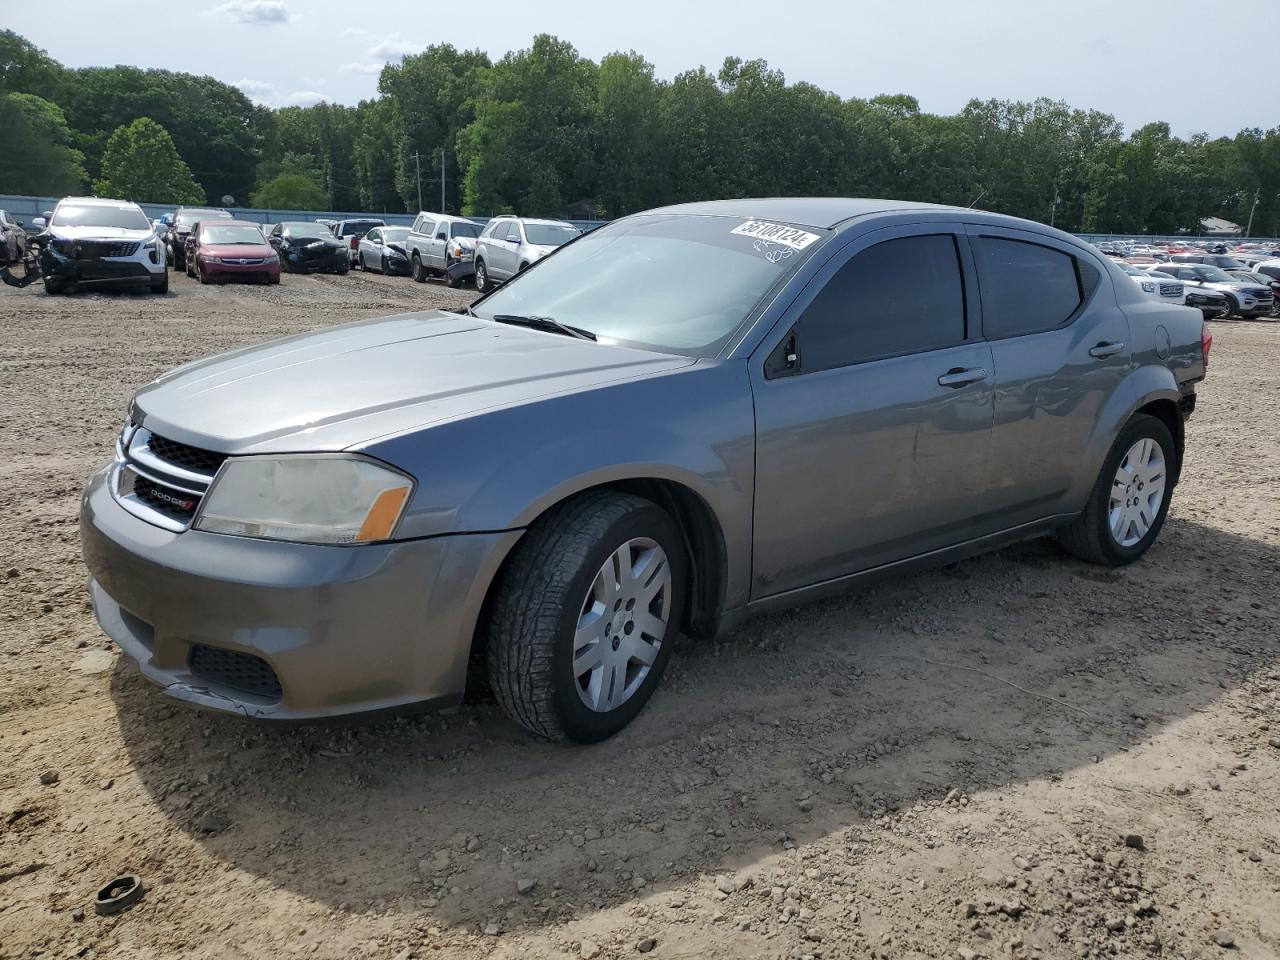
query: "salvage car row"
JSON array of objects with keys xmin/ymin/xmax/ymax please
[
  {"xmin": 1095, "ymin": 240, "xmax": 1280, "ymax": 320},
  {"xmin": 7, "ymin": 197, "xmax": 585, "ymax": 295}
]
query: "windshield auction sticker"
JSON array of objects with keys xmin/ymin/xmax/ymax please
[{"xmin": 730, "ymin": 220, "xmax": 820, "ymax": 250}]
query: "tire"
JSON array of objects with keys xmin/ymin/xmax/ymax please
[
  {"xmin": 1058, "ymin": 413, "xmax": 1176, "ymax": 567},
  {"xmin": 446, "ymin": 270, "xmax": 463, "ymax": 289},
  {"xmin": 380, "ymin": 254, "xmax": 389, "ymax": 274},
  {"xmin": 518, "ymin": 261, "xmax": 529, "ymax": 272},
  {"xmin": 411, "ymin": 255, "xmax": 426, "ymax": 283},
  {"xmin": 1220, "ymin": 293, "xmax": 1239, "ymax": 318},
  {"xmin": 359, "ymin": 250, "xmax": 368, "ymax": 271},
  {"xmin": 475, "ymin": 259, "xmax": 489, "ymax": 293},
  {"xmin": 150, "ymin": 271, "xmax": 168, "ymax": 294},
  {"xmin": 337, "ymin": 260, "xmax": 349, "ymax": 275},
  {"xmin": 486, "ymin": 491, "xmax": 688, "ymax": 743},
  {"xmin": 196, "ymin": 262, "xmax": 209, "ymax": 284},
  {"xmin": 43, "ymin": 275, "xmax": 63, "ymax": 295}
]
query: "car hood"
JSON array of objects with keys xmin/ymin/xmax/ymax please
[
  {"xmin": 203, "ymin": 243, "xmax": 275, "ymax": 259},
  {"xmin": 49, "ymin": 225, "xmax": 153, "ymax": 241},
  {"xmin": 133, "ymin": 311, "xmax": 694, "ymax": 454}
]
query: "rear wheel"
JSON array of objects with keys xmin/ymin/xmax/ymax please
[
  {"xmin": 486, "ymin": 491, "xmax": 687, "ymax": 743},
  {"xmin": 475, "ymin": 259, "xmax": 489, "ymax": 293},
  {"xmin": 337, "ymin": 260, "xmax": 349, "ymax": 275},
  {"xmin": 1058, "ymin": 413, "xmax": 1175, "ymax": 566}
]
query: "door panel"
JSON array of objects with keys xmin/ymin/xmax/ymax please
[
  {"xmin": 750, "ymin": 224, "xmax": 995, "ymax": 599},
  {"xmin": 752, "ymin": 343, "xmax": 996, "ymax": 597},
  {"xmin": 967, "ymin": 226, "xmax": 1132, "ymax": 525}
]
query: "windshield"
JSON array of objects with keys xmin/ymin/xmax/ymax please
[
  {"xmin": 1196, "ymin": 266, "xmax": 1234, "ymax": 282},
  {"xmin": 176, "ymin": 209, "xmax": 230, "ymax": 230},
  {"xmin": 450, "ymin": 221, "xmax": 480, "ymax": 239},
  {"xmin": 472, "ymin": 214, "xmax": 828, "ymax": 355},
  {"xmin": 203, "ymin": 224, "xmax": 265, "ymax": 244},
  {"xmin": 52, "ymin": 204, "xmax": 150, "ymax": 231},
  {"xmin": 1212, "ymin": 258, "xmax": 1244, "ymax": 269},
  {"xmin": 525, "ymin": 223, "xmax": 580, "ymax": 246},
  {"xmin": 282, "ymin": 222, "xmax": 330, "ymax": 240},
  {"xmin": 1148, "ymin": 271, "xmax": 1175, "ymax": 280},
  {"xmin": 338, "ymin": 220, "xmax": 383, "ymax": 236},
  {"xmin": 381, "ymin": 227, "xmax": 411, "ymax": 243},
  {"xmin": 1119, "ymin": 263, "xmax": 1142, "ymax": 276}
]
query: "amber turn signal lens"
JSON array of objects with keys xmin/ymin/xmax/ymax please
[{"xmin": 356, "ymin": 486, "xmax": 412, "ymax": 542}]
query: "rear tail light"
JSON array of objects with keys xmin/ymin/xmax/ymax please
[
  {"xmin": 349, "ymin": 236, "xmax": 358, "ymax": 250},
  {"xmin": 1201, "ymin": 322, "xmax": 1213, "ymax": 369}
]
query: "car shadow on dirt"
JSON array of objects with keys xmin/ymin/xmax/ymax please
[{"xmin": 107, "ymin": 515, "xmax": 1278, "ymax": 934}]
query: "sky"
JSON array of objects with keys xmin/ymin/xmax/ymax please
[{"xmin": 4, "ymin": 0, "xmax": 1241, "ymax": 138}]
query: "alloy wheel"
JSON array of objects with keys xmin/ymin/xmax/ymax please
[
  {"xmin": 572, "ymin": 537, "xmax": 671, "ymax": 712},
  {"xmin": 1108, "ymin": 437, "xmax": 1166, "ymax": 547}
]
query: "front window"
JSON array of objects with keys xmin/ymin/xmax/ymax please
[
  {"xmin": 52, "ymin": 204, "xmax": 150, "ymax": 231},
  {"xmin": 282, "ymin": 222, "xmax": 330, "ymax": 240},
  {"xmin": 202, "ymin": 225, "xmax": 266, "ymax": 245},
  {"xmin": 1194, "ymin": 266, "xmax": 1234, "ymax": 282},
  {"xmin": 176, "ymin": 209, "xmax": 230, "ymax": 230},
  {"xmin": 471, "ymin": 214, "xmax": 829, "ymax": 355},
  {"xmin": 525, "ymin": 223, "xmax": 580, "ymax": 247}
]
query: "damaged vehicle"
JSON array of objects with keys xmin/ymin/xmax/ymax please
[
  {"xmin": 40, "ymin": 197, "xmax": 168, "ymax": 295},
  {"xmin": 81, "ymin": 199, "xmax": 1208, "ymax": 741}
]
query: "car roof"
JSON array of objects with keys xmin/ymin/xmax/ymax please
[
  {"xmin": 58, "ymin": 196, "xmax": 142, "ymax": 210},
  {"xmin": 515, "ymin": 217, "xmax": 575, "ymax": 226},
  {"xmin": 201, "ymin": 219, "xmax": 259, "ymax": 228},
  {"xmin": 638, "ymin": 197, "xmax": 966, "ymax": 229}
]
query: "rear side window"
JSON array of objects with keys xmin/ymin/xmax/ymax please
[
  {"xmin": 798, "ymin": 234, "xmax": 967, "ymax": 374},
  {"xmin": 973, "ymin": 237, "xmax": 1085, "ymax": 339}
]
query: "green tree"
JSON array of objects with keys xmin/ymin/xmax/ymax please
[
  {"xmin": 0, "ymin": 93, "xmax": 86, "ymax": 194},
  {"xmin": 0, "ymin": 30, "xmax": 67, "ymax": 98},
  {"xmin": 93, "ymin": 117, "xmax": 204, "ymax": 203},
  {"xmin": 249, "ymin": 172, "xmax": 329, "ymax": 210}
]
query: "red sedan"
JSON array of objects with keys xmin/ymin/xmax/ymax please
[{"xmin": 185, "ymin": 220, "xmax": 280, "ymax": 284}]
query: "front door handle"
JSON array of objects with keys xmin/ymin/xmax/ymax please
[
  {"xmin": 937, "ymin": 367, "xmax": 989, "ymax": 388},
  {"xmin": 1089, "ymin": 341, "xmax": 1125, "ymax": 359}
]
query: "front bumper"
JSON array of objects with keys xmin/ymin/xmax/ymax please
[
  {"xmin": 446, "ymin": 258, "xmax": 475, "ymax": 283},
  {"xmin": 80, "ymin": 465, "xmax": 519, "ymax": 720},
  {"xmin": 200, "ymin": 258, "xmax": 281, "ymax": 282},
  {"xmin": 285, "ymin": 250, "xmax": 347, "ymax": 273},
  {"xmin": 42, "ymin": 248, "xmax": 165, "ymax": 286}
]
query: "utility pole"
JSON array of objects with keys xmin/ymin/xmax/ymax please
[
  {"xmin": 411, "ymin": 151, "xmax": 423, "ymax": 212},
  {"xmin": 440, "ymin": 147, "xmax": 446, "ymax": 214},
  {"xmin": 1050, "ymin": 187, "xmax": 1061, "ymax": 228},
  {"xmin": 1244, "ymin": 188, "xmax": 1260, "ymax": 238}
]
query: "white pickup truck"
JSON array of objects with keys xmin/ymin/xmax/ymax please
[{"xmin": 405, "ymin": 212, "xmax": 482, "ymax": 287}]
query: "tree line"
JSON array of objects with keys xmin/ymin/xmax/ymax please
[{"xmin": 3, "ymin": 29, "xmax": 1278, "ymax": 235}]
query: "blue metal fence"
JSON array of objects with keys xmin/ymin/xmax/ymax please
[{"xmin": 0, "ymin": 194, "xmax": 606, "ymax": 233}]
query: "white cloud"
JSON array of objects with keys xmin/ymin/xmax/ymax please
[
  {"xmin": 367, "ymin": 37, "xmax": 420, "ymax": 60},
  {"xmin": 339, "ymin": 62, "xmax": 383, "ymax": 74},
  {"xmin": 233, "ymin": 78, "xmax": 276, "ymax": 103},
  {"xmin": 211, "ymin": 0, "xmax": 291, "ymax": 24},
  {"xmin": 280, "ymin": 90, "xmax": 327, "ymax": 107}
]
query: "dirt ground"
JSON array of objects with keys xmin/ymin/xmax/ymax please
[{"xmin": 1, "ymin": 269, "xmax": 1277, "ymax": 960}]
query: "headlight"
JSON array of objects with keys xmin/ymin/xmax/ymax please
[
  {"xmin": 1140, "ymin": 281, "xmax": 1155, "ymax": 293},
  {"xmin": 204, "ymin": 255, "xmax": 223, "ymax": 264},
  {"xmin": 265, "ymin": 254, "xmax": 279, "ymax": 263},
  {"xmin": 195, "ymin": 455, "xmax": 414, "ymax": 545}
]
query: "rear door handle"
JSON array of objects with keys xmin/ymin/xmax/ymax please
[
  {"xmin": 937, "ymin": 367, "xmax": 989, "ymax": 388},
  {"xmin": 1089, "ymin": 341, "xmax": 1125, "ymax": 359}
]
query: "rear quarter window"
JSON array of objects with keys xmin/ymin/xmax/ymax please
[{"xmin": 973, "ymin": 236, "xmax": 1089, "ymax": 339}]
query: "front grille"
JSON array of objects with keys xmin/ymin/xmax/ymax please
[
  {"xmin": 77, "ymin": 240, "xmax": 139, "ymax": 259},
  {"xmin": 133, "ymin": 474, "xmax": 199, "ymax": 522},
  {"xmin": 189, "ymin": 645, "xmax": 282, "ymax": 701},
  {"xmin": 1159, "ymin": 283, "xmax": 1183, "ymax": 297},
  {"xmin": 147, "ymin": 434, "xmax": 228, "ymax": 475}
]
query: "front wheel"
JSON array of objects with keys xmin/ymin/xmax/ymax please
[
  {"xmin": 150, "ymin": 272, "xmax": 168, "ymax": 294},
  {"xmin": 486, "ymin": 491, "xmax": 687, "ymax": 743},
  {"xmin": 43, "ymin": 275, "xmax": 63, "ymax": 295},
  {"xmin": 1220, "ymin": 293, "xmax": 1239, "ymax": 318},
  {"xmin": 411, "ymin": 255, "xmax": 426, "ymax": 283},
  {"xmin": 1058, "ymin": 413, "xmax": 1176, "ymax": 566}
]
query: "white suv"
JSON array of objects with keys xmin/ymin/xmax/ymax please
[
  {"xmin": 1117, "ymin": 261, "xmax": 1183, "ymax": 305},
  {"xmin": 40, "ymin": 197, "xmax": 167, "ymax": 295}
]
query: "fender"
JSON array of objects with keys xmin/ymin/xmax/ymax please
[
  {"xmin": 1069, "ymin": 362, "xmax": 1181, "ymax": 509},
  {"xmin": 364, "ymin": 359, "xmax": 758, "ymax": 613}
]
